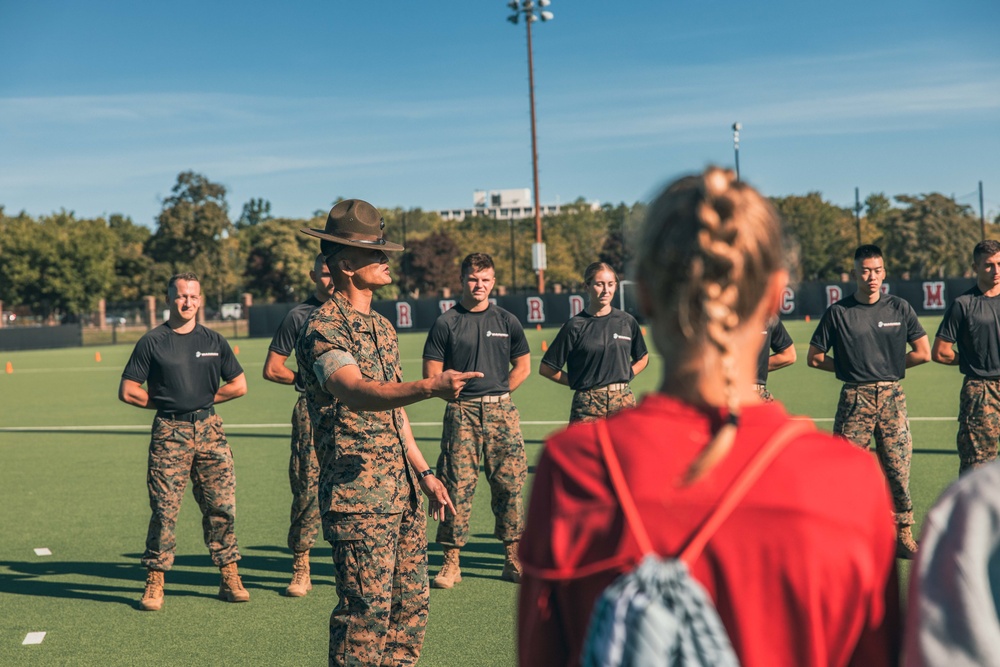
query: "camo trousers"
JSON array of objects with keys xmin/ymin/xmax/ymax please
[
  {"xmin": 288, "ymin": 394, "xmax": 320, "ymax": 552},
  {"xmin": 569, "ymin": 385, "xmax": 636, "ymax": 423},
  {"xmin": 833, "ymin": 381, "xmax": 914, "ymax": 526},
  {"xmin": 435, "ymin": 399, "xmax": 528, "ymax": 548},
  {"xmin": 324, "ymin": 507, "xmax": 428, "ymax": 667},
  {"xmin": 754, "ymin": 384, "xmax": 774, "ymax": 403},
  {"xmin": 143, "ymin": 413, "xmax": 239, "ymax": 570},
  {"xmin": 956, "ymin": 377, "xmax": 1000, "ymax": 475}
]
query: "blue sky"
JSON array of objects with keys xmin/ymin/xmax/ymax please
[{"xmin": 2, "ymin": 0, "xmax": 999, "ymax": 227}]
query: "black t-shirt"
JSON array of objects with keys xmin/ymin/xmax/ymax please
[
  {"xmin": 422, "ymin": 303, "xmax": 530, "ymax": 398},
  {"xmin": 268, "ymin": 295, "xmax": 324, "ymax": 392},
  {"xmin": 936, "ymin": 286, "xmax": 1000, "ymax": 379},
  {"xmin": 809, "ymin": 294, "xmax": 925, "ymax": 383},
  {"xmin": 756, "ymin": 319, "xmax": 794, "ymax": 385},
  {"xmin": 540, "ymin": 308, "xmax": 648, "ymax": 391},
  {"xmin": 122, "ymin": 323, "xmax": 244, "ymax": 413}
]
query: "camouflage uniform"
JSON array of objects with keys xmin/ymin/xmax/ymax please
[
  {"xmin": 288, "ymin": 394, "xmax": 320, "ymax": 552},
  {"xmin": 833, "ymin": 381, "xmax": 915, "ymax": 525},
  {"xmin": 956, "ymin": 377, "xmax": 1000, "ymax": 474},
  {"xmin": 143, "ymin": 412, "xmax": 239, "ymax": 570},
  {"xmin": 297, "ymin": 291, "xmax": 426, "ymax": 667},
  {"xmin": 435, "ymin": 399, "xmax": 528, "ymax": 547},
  {"xmin": 569, "ymin": 385, "xmax": 636, "ymax": 423},
  {"xmin": 754, "ymin": 384, "xmax": 774, "ymax": 403}
]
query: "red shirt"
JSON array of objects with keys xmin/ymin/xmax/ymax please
[{"xmin": 518, "ymin": 394, "xmax": 900, "ymax": 667}]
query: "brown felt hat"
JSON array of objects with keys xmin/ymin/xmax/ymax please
[{"xmin": 301, "ymin": 199, "xmax": 403, "ymax": 252}]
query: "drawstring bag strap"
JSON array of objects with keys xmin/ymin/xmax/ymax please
[{"xmin": 595, "ymin": 418, "xmax": 814, "ymax": 566}]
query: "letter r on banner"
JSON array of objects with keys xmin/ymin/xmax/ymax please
[
  {"xmin": 396, "ymin": 302, "xmax": 413, "ymax": 328},
  {"xmin": 569, "ymin": 295, "xmax": 584, "ymax": 317},
  {"xmin": 923, "ymin": 282, "xmax": 945, "ymax": 309},
  {"xmin": 527, "ymin": 297, "xmax": 545, "ymax": 323},
  {"xmin": 826, "ymin": 286, "xmax": 842, "ymax": 308}
]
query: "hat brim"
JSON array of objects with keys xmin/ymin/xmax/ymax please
[{"xmin": 301, "ymin": 228, "xmax": 404, "ymax": 252}]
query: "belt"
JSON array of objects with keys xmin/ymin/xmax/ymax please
[
  {"xmin": 843, "ymin": 381, "xmax": 897, "ymax": 388},
  {"xmin": 586, "ymin": 382, "xmax": 629, "ymax": 392},
  {"xmin": 454, "ymin": 393, "xmax": 510, "ymax": 404},
  {"xmin": 156, "ymin": 406, "xmax": 216, "ymax": 422}
]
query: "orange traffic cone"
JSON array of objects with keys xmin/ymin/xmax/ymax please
[
  {"xmin": 804, "ymin": 315, "xmax": 811, "ymax": 323},
  {"xmin": 95, "ymin": 352, "xmax": 102, "ymax": 363},
  {"xmin": 541, "ymin": 340, "xmax": 548, "ymax": 352},
  {"xmin": 234, "ymin": 345, "xmax": 240, "ymax": 355},
  {"xmin": 5, "ymin": 362, "xmax": 12, "ymax": 374},
  {"xmin": 641, "ymin": 326, "xmax": 647, "ymax": 336},
  {"xmin": 535, "ymin": 324, "xmax": 542, "ymax": 331}
]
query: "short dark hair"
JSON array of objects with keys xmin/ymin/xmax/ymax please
[
  {"xmin": 461, "ymin": 253, "xmax": 494, "ymax": 278},
  {"xmin": 583, "ymin": 262, "xmax": 618, "ymax": 285},
  {"xmin": 973, "ymin": 240, "xmax": 1000, "ymax": 264},
  {"xmin": 854, "ymin": 244, "xmax": 883, "ymax": 262},
  {"xmin": 167, "ymin": 272, "xmax": 200, "ymax": 295}
]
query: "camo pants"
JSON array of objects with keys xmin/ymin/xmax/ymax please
[
  {"xmin": 435, "ymin": 398, "xmax": 528, "ymax": 548},
  {"xmin": 754, "ymin": 384, "xmax": 774, "ymax": 403},
  {"xmin": 324, "ymin": 507, "xmax": 428, "ymax": 667},
  {"xmin": 833, "ymin": 381, "xmax": 914, "ymax": 526},
  {"xmin": 569, "ymin": 385, "xmax": 636, "ymax": 423},
  {"xmin": 956, "ymin": 377, "xmax": 1000, "ymax": 475},
  {"xmin": 288, "ymin": 394, "xmax": 321, "ymax": 553},
  {"xmin": 143, "ymin": 413, "xmax": 239, "ymax": 570}
]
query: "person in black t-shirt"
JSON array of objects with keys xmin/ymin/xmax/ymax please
[
  {"xmin": 754, "ymin": 318, "xmax": 796, "ymax": 402},
  {"xmin": 807, "ymin": 245, "xmax": 930, "ymax": 559},
  {"xmin": 933, "ymin": 239, "xmax": 1000, "ymax": 474},
  {"xmin": 422, "ymin": 253, "xmax": 531, "ymax": 589},
  {"xmin": 119, "ymin": 272, "xmax": 249, "ymax": 611},
  {"xmin": 540, "ymin": 262, "xmax": 648, "ymax": 422},
  {"xmin": 262, "ymin": 253, "xmax": 333, "ymax": 597}
]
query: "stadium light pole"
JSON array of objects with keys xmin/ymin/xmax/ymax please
[
  {"xmin": 732, "ymin": 122, "xmax": 741, "ymax": 181},
  {"xmin": 507, "ymin": 0, "xmax": 553, "ymax": 294}
]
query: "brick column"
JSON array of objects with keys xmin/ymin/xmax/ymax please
[
  {"xmin": 98, "ymin": 298, "xmax": 107, "ymax": 330},
  {"xmin": 145, "ymin": 296, "xmax": 157, "ymax": 328}
]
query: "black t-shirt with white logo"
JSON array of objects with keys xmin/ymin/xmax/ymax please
[
  {"xmin": 809, "ymin": 294, "xmax": 925, "ymax": 383},
  {"xmin": 268, "ymin": 295, "xmax": 324, "ymax": 392},
  {"xmin": 541, "ymin": 308, "xmax": 648, "ymax": 391},
  {"xmin": 756, "ymin": 318, "xmax": 794, "ymax": 385},
  {"xmin": 122, "ymin": 323, "xmax": 244, "ymax": 413},
  {"xmin": 936, "ymin": 286, "xmax": 1000, "ymax": 379},
  {"xmin": 423, "ymin": 303, "xmax": 530, "ymax": 398}
]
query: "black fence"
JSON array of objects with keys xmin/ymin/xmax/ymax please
[{"xmin": 0, "ymin": 323, "xmax": 83, "ymax": 351}]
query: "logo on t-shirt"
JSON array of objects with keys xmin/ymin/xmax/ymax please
[
  {"xmin": 877, "ymin": 321, "xmax": 901, "ymax": 328},
  {"xmin": 485, "ymin": 330, "xmax": 509, "ymax": 338},
  {"xmin": 195, "ymin": 351, "xmax": 220, "ymax": 357},
  {"xmin": 613, "ymin": 333, "xmax": 631, "ymax": 341}
]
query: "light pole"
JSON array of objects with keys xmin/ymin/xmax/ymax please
[
  {"xmin": 507, "ymin": 0, "xmax": 553, "ymax": 294},
  {"xmin": 732, "ymin": 122, "xmax": 741, "ymax": 181}
]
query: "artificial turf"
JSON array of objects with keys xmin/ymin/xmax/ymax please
[{"xmin": 0, "ymin": 318, "xmax": 963, "ymax": 665}]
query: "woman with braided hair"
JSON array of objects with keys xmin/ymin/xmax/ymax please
[{"xmin": 518, "ymin": 168, "xmax": 901, "ymax": 666}]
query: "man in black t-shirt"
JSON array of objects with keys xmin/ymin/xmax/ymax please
[
  {"xmin": 422, "ymin": 253, "xmax": 531, "ymax": 589},
  {"xmin": 262, "ymin": 253, "xmax": 333, "ymax": 597},
  {"xmin": 808, "ymin": 245, "xmax": 930, "ymax": 559},
  {"xmin": 933, "ymin": 239, "xmax": 1000, "ymax": 474},
  {"xmin": 755, "ymin": 318, "xmax": 796, "ymax": 402},
  {"xmin": 119, "ymin": 272, "xmax": 249, "ymax": 611}
]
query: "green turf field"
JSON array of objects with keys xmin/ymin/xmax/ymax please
[{"xmin": 0, "ymin": 318, "xmax": 963, "ymax": 665}]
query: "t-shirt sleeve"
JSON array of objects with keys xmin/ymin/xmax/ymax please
[
  {"xmin": 268, "ymin": 308, "xmax": 301, "ymax": 356},
  {"xmin": 809, "ymin": 308, "xmax": 835, "ymax": 353},
  {"xmin": 935, "ymin": 300, "xmax": 962, "ymax": 343},
  {"xmin": 508, "ymin": 316, "xmax": 530, "ymax": 359},
  {"xmin": 422, "ymin": 317, "xmax": 449, "ymax": 362},
  {"xmin": 541, "ymin": 322, "xmax": 573, "ymax": 370},
  {"xmin": 121, "ymin": 334, "xmax": 154, "ymax": 384},
  {"xmin": 219, "ymin": 338, "xmax": 244, "ymax": 382},
  {"xmin": 630, "ymin": 316, "xmax": 648, "ymax": 361},
  {"xmin": 771, "ymin": 320, "xmax": 794, "ymax": 353},
  {"xmin": 903, "ymin": 302, "xmax": 927, "ymax": 342}
]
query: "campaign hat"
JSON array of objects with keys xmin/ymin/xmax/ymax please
[{"xmin": 301, "ymin": 199, "xmax": 403, "ymax": 252}]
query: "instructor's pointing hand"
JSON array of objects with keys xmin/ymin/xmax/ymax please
[{"xmin": 429, "ymin": 370, "xmax": 484, "ymax": 400}]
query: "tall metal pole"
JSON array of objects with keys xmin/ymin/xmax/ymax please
[
  {"xmin": 510, "ymin": 219, "xmax": 517, "ymax": 292},
  {"xmin": 854, "ymin": 187, "xmax": 863, "ymax": 246},
  {"xmin": 980, "ymin": 181, "xmax": 986, "ymax": 241},
  {"xmin": 732, "ymin": 122, "xmax": 741, "ymax": 181},
  {"xmin": 525, "ymin": 15, "xmax": 545, "ymax": 293}
]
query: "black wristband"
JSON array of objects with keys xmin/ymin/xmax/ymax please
[{"xmin": 418, "ymin": 469, "xmax": 434, "ymax": 479}]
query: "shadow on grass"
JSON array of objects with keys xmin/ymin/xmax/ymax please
[{"xmin": 425, "ymin": 535, "xmax": 510, "ymax": 581}]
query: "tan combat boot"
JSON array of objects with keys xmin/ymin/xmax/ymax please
[
  {"xmin": 285, "ymin": 550, "xmax": 312, "ymax": 597},
  {"xmin": 501, "ymin": 541, "xmax": 522, "ymax": 584},
  {"xmin": 139, "ymin": 569, "xmax": 165, "ymax": 611},
  {"xmin": 432, "ymin": 548, "xmax": 462, "ymax": 589},
  {"xmin": 896, "ymin": 525, "xmax": 918, "ymax": 560},
  {"xmin": 219, "ymin": 562, "xmax": 250, "ymax": 602}
]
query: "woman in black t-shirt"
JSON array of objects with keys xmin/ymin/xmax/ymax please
[{"xmin": 540, "ymin": 262, "xmax": 649, "ymax": 422}]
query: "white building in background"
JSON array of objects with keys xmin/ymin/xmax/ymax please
[{"xmin": 436, "ymin": 188, "xmax": 599, "ymax": 222}]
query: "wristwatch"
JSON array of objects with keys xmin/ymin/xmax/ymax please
[{"xmin": 418, "ymin": 469, "xmax": 435, "ymax": 479}]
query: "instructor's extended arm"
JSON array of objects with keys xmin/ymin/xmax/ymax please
[
  {"xmin": 327, "ymin": 362, "xmax": 481, "ymax": 411},
  {"xmin": 806, "ymin": 344, "xmax": 836, "ymax": 373},
  {"xmin": 931, "ymin": 337, "xmax": 960, "ymax": 366}
]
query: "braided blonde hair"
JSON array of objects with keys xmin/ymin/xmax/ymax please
[{"xmin": 637, "ymin": 167, "xmax": 785, "ymax": 482}]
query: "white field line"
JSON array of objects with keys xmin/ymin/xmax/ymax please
[{"xmin": 0, "ymin": 416, "xmax": 960, "ymax": 432}]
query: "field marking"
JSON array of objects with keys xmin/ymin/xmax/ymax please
[
  {"xmin": 22, "ymin": 632, "xmax": 46, "ymax": 645},
  {"xmin": 0, "ymin": 417, "xmax": 959, "ymax": 432},
  {"xmin": 33, "ymin": 548, "xmax": 52, "ymax": 556}
]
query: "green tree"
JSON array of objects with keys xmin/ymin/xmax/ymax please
[
  {"xmin": 772, "ymin": 193, "xmax": 856, "ymax": 281},
  {"xmin": 398, "ymin": 232, "xmax": 461, "ymax": 297},
  {"xmin": 237, "ymin": 198, "xmax": 272, "ymax": 229},
  {"xmin": 241, "ymin": 217, "xmax": 318, "ymax": 302},
  {"xmin": 879, "ymin": 193, "xmax": 980, "ymax": 278}
]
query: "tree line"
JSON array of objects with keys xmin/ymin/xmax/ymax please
[{"xmin": 0, "ymin": 171, "xmax": 991, "ymax": 320}]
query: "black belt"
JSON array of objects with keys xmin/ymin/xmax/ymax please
[{"xmin": 157, "ymin": 406, "xmax": 216, "ymax": 422}]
